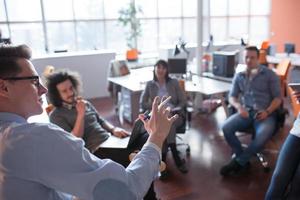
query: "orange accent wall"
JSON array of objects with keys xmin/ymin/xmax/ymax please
[{"xmin": 270, "ymin": 0, "xmax": 300, "ymax": 53}]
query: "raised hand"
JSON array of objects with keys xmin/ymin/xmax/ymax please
[{"xmin": 139, "ymin": 96, "xmax": 178, "ymax": 149}]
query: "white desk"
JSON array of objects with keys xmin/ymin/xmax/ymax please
[
  {"xmin": 109, "ymin": 68, "xmax": 232, "ymax": 123},
  {"xmin": 185, "ymin": 76, "xmax": 232, "ymax": 95},
  {"xmin": 267, "ymin": 55, "xmax": 300, "ymax": 66}
]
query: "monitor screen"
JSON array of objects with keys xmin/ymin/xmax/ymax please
[
  {"xmin": 168, "ymin": 58, "xmax": 187, "ymax": 74},
  {"xmin": 284, "ymin": 43, "xmax": 295, "ymax": 54}
]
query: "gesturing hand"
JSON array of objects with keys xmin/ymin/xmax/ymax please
[
  {"xmin": 75, "ymin": 97, "xmax": 86, "ymax": 117},
  {"xmin": 139, "ymin": 96, "xmax": 178, "ymax": 149}
]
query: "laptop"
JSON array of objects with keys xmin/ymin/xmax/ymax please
[{"xmin": 99, "ymin": 118, "xmax": 146, "ymax": 149}]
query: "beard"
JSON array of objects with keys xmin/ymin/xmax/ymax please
[{"xmin": 63, "ymin": 95, "xmax": 77, "ymax": 105}]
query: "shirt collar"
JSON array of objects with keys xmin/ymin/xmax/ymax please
[
  {"xmin": 241, "ymin": 65, "xmax": 265, "ymax": 77},
  {"xmin": 0, "ymin": 112, "xmax": 27, "ymax": 123},
  {"xmin": 62, "ymin": 102, "xmax": 75, "ymax": 110}
]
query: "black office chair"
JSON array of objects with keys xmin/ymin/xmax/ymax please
[
  {"xmin": 176, "ymin": 108, "xmax": 191, "ymax": 156},
  {"xmin": 227, "ymin": 104, "xmax": 288, "ymax": 172}
]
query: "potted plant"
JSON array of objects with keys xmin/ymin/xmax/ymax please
[{"xmin": 118, "ymin": 1, "xmax": 142, "ymax": 61}]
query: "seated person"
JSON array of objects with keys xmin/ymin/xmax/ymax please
[
  {"xmin": 140, "ymin": 59, "xmax": 188, "ymax": 176},
  {"xmin": 46, "ymin": 70, "xmax": 159, "ymax": 199},
  {"xmin": 265, "ymin": 90, "xmax": 300, "ymax": 199},
  {"xmin": 46, "ymin": 70, "xmax": 130, "ymax": 153},
  {"xmin": 220, "ymin": 46, "xmax": 282, "ymax": 176},
  {"xmin": 0, "ymin": 44, "xmax": 178, "ymax": 200}
]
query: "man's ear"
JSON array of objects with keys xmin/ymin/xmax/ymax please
[{"xmin": 0, "ymin": 79, "xmax": 9, "ymax": 97}]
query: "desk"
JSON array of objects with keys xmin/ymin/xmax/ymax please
[
  {"xmin": 267, "ymin": 55, "xmax": 300, "ymax": 66},
  {"xmin": 109, "ymin": 68, "xmax": 232, "ymax": 123}
]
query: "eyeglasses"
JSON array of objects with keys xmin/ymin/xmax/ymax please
[{"xmin": 1, "ymin": 76, "xmax": 40, "ymax": 88}]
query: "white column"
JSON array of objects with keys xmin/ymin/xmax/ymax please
[{"xmin": 196, "ymin": 0, "xmax": 203, "ymax": 75}]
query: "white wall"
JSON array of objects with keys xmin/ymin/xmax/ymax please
[{"xmin": 32, "ymin": 50, "xmax": 116, "ymax": 99}]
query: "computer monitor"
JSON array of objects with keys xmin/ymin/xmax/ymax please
[
  {"xmin": 284, "ymin": 43, "xmax": 295, "ymax": 54},
  {"xmin": 167, "ymin": 58, "xmax": 187, "ymax": 74},
  {"xmin": 0, "ymin": 38, "xmax": 11, "ymax": 44},
  {"xmin": 267, "ymin": 44, "xmax": 277, "ymax": 56},
  {"xmin": 212, "ymin": 51, "xmax": 238, "ymax": 78}
]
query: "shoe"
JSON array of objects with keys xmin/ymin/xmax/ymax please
[
  {"xmin": 177, "ymin": 162, "xmax": 188, "ymax": 174},
  {"xmin": 159, "ymin": 170, "xmax": 169, "ymax": 180},
  {"xmin": 220, "ymin": 159, "xmax": 249, "ymax": 176}
]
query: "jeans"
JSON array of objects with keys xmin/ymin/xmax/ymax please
[
  {"xmin": 222, "ymin": 111, "xmax": 276, "ymax": 166},
  {"xmin": 265, "ymin": 134, "xmax": 300, "ymax": 200}
]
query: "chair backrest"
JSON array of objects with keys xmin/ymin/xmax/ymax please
[
  {"xmin": 275, "ymin": 59, "xmax": 291, "ymax": 81},
  {"xmin": 261, "ymin": 41, "xmax": 269, "ymax": 50},
  {"xmin": 45, "ymin": 104, "xmax": 55, "ymax": 115}
]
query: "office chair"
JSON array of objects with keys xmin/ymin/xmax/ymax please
[
  {"xmin": 227, "ymin": 104, "xmax": 288, "ymax": 172},
  {"xmin": 275, "ymin": 59, "xmax": 291, "ymax": 97},
  {"xmin": 176, "ymin": 108, "xmax": 191, "ymax": 156}
]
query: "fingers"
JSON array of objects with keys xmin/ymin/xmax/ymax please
[
  {"xmin": 168, "ymin": 114, "xmax": 178, "ymax": 123},
  {"xmin": 162, "ymin": 106, "xmax": 171, "ymax": 116},
  {"xmin": 158, "ymin": 96, "xmax": 171, "ymax": 111},
  {"xmin": 152, "ymin": 96, "xmax": 160, "ymax": 114},
  {"xmin": 138, "ymin": 114, "xmax": 147, "ymax": 125}
]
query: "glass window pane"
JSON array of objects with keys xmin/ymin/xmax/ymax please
[
  {"xmin": 210, "ymin": 0, "xmax": 228, "ymax": 16},
  {"xmin": 0, "ymin": 0, "xmax": 6, "ymax": 21},
  {"xmin": 104, "ymin": 0, "xmax": 131, "ymax": 19},
  {"xmin": 203, "ymin": 0, "xmax": 210, "ymax": 17},
  {"xmin": 210, "ymin": 18, "xmax": 227, "ymax": 42},
  {"xmin": 10, "ymin": 23, "xmax": 45, "ymax": 54},
  {"xmin": 136, "ymin": 0, "xmax": 157, "ymax": 18},
  {"xmin": 250, "ymin": 0, "xmax": 270, "ymax": 15},
  {"xmin": 6, "ymin": 0, "xmax": 41, "ymax": 21},
  {"xmin": 47, "ymin": 22, "xmax": 76, "ymax": 52},
  {"xmin": 158, "ymin": 0, "xmax": 181, "ymax": 18},
  {"xmin": 105, "ymin": 20, "xmax": 127, "ymax": 53},
  {"xmin": 74, "ymin": 0, "xmax": 104, "ymax": 19},
  {"xmin": 183, "ymin": 18, "xmax": 196, "ymax": 44},
  {"xmin": 138, "ymin": 19, "xmax": 158, "ymax": 53},
  {"xmin": 0, "ymin": 24, "xmax": 9, "ymax": 38},
  {"xmin": 76, "ymin": 21, "xmax": 105, "ymax": 50},
  {"xmin": 228, "ymin": 17, "xmax": 248, "ymax": 39},
  {"xmin": 202, "ymin": 17, "xmax": 210, "ymax": 42},
  {"xmin": 43, "ymin": 0, "xmax": 73, "ymax": 21},
  {"xmin": 159, "ymin": 19, "xmax": 181, "ymax": 46},
  {"xmin": 249, "ymin": 16, "xmax": 269, "ymax": 44},
  {"xmin": 183, "ymin": 0, "xmax": 197, "ymax": 17},
  {"xmin": 229, "ymin": 0, "xmax": 249, "ymax": 16}
]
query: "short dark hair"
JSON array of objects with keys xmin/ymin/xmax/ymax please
[
  {"xmin": 245, "ymin": 45, "xmax": 259, "ymax": 57},
  {"xmin": 46, "ymin": 70, "xmax": 81, "ymax": 107},
  {"xmin": 153, "ymin": 59, "xmax": 170, "ymax": 82},
  {"xmin": 0, "ymin": 44, "xmax": 32, "ymax": 78}
]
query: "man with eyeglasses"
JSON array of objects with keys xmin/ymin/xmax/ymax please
[{"xmin": 0, "ymin": 44, "xmax": 178, "ymax": 200}]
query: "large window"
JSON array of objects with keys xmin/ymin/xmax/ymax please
[
  {"xmin": 0, "ymin": 0, "xmax": 270, "ymax": 55},
  {"xmin": 209, "ymin": 0, "xmax": 271, "ymax": 45}
]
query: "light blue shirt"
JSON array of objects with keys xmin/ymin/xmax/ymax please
[
  {"xmin": 230, "ymin": 65, "xmax": 281, "ymax": 110},
  {"xmin": 0, "ymin": 112, "xmax": 160, "ymax": 200}
]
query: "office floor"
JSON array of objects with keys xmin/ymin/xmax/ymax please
[{"xmin": 90, "ymin": 97, "xmax": 295, "ymax": 200}]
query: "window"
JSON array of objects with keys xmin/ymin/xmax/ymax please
[
  {"xmin": 0, "ymin": 0, "xmax": 271, "ymax": 55},
  {"xmin": 0, "ymin": 0, "xmax": 6, "ymax": 21},
  {"xmin": 10, "ymin": 23, "xmax": 45, "ymax": 54},
  {"xmin": 6, "ymin": 0, "xmax": 41, "ymax": 21},
  {"xmin": 209, "ymin": 0, "xmax": 271, "ymax": 45}
]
